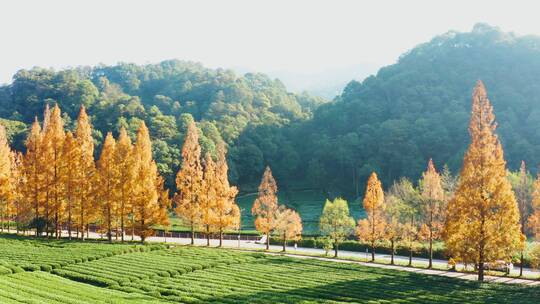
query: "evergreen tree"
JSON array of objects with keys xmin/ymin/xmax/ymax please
[
  {"xmin": 356, "ymin": 172, "xmax": 385, "ymax": 262},
  {"xmin": 252, "ymin": 166, "xmax": 279, "ymax": 250},
  {"xmin": 175, "ymin": 120, "xmax": 203, "ymax": 245},
  {"xmin": 445, "ymin": 81, "xmax": 522, "ymax": 281}
]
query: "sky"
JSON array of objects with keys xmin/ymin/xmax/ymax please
[{"xmin": 2, "ymin": 0, "xmax": 540, "ymax": 91}]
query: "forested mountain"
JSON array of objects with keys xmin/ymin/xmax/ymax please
[
  {"xmin": 2, "ymin": 23, "xmax": 540, "ymax": 197},
  {"xmin": 0, "ymin": 60, "xmax": 324, "ymax": 189},
  {"xmin": 298, "ymin": 23, "xmax": 540, "ymax": 195}
]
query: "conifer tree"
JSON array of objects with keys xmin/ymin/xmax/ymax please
[
  {"xmin": 356, "ymin": 172, "xmax": 385, "ymax": 262},
  {"xmin": 23, "ymin": 118, "xmax": 42, "ymax": 236},
  {"xmin": 445, "ymin": 81, "xmax": 522, "ymax": 281},
  {"xmin": 419, "ymin": 159, "xmax": 445, "ymax": 269},
  {"xmin": 211, "ymin": 143, "xmax": 240, "ymax": 247},
  {"xmin": 10, "ymin": 151, "xmax": 26, "ymax": 233},
  {"xmin": 97, "ymin": 132, "xmax": 118, "ymax": 242},
  {"xmin": 132, "ymin": 122, "xmax": 167, "ymax": 242},
  {"xmin": 115, "ymin": 127, "xmax": 135, "ymax": 242},
  {"xmin": 75, "ymin": 105, "xmax": 95, "ymax": 240},
  {"xmin": 320, "ymin": 198, "xmax": 355, "ymax": 257},
  {"xmin": 62, "ymin": 132, "xmax": 80, "ymax": 239},
  {"xmin": 274, "ymin": 206, "xmax": 302, "ymax": 252},
  {"xmin": 42, "ymin": 105, "xmax": 65, "ymax": 238},
  {"xmin": 0, "ymin": 125, "xmax": 12, "ymax": 232},
  {"xmin": 175, "ymin": 120, "xmax": 203, "ymax": 245},
  {"xmin": 201, "ymin": 152, "xmax": 217, "ymax": 246},
  {"xmin": 252, "ymin": 166, "xmax": 279, "ymax": 250}
]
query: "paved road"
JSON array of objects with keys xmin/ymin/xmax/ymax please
[{"xmin": 7, "ymin": 229, "xmax": 540, "ymax": 284}]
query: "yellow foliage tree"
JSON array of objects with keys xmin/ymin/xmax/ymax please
[
  {"xmin": 115, "ymin": 127, "xmax": 135, "ymax": 242},
  {"xmin": 200, "ymin": 152, "xmax": 217, "ymax": 246},
  {"xmin": 356, "ymin": 172, "xmax": 385, "ymax": 262},
  {"xmin": 23, "ymin": 118, "xmax": 42, "ymax": 236},
  {"xmin": 252, "ymin": 166, "xmax": 279, "ymax": 250},
  {"xmin": 211, "ymin": 143, "xmax": 240, "ymax": 247},
  {"xmin": 62, "ymin": 132, "xmax": 80, "ymax": 239},
  {"xmin": 419, "ymin": 158, "xmax": 445, "ymax": 269},
  {"xmin": 42, "ymin": 105, "xmax": 65, "ymax": 238},
  {"xmin": 97, "ymin": 132, "xmax": 118, "ymax": 242},
  {"xmin": 274, "ymin": 206, "xmax": 302, "ymax": 252},
  {"xmin": 175, "ymin": 120, "xmax": 203, "ymax": 245},
  {"xmin": 74, "ymin": 105, "xmax": 95, "ymax": 240},
  {"xmin": 132, "ymin": 122, "xmax": 168, "ymax": 242},
  {"xmin": 0, "ymin": 124, "xmax": 12, "ymax": 232},
  {"xmin": 444, "ymin": 81, "xmax": 522, "ymax": 281}
]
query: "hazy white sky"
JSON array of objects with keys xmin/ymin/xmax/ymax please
[{"xmin": 2, "ymin": 0, "xmax": 540, "ymax": 84}]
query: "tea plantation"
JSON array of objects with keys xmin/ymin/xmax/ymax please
[{"xmin": 1, "ymin": 234, "xmax": 539, "ymax": 303}]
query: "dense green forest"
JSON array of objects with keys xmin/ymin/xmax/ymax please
[{"xmin": 1, "ymin": 23, "xmax": 540, "ymax": 196}]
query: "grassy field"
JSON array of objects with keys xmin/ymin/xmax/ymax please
[{"xmin": 1, "ymin": 234, "xmax": 540, "ymax": 303}]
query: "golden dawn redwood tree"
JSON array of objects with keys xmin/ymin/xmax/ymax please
[
  {"xmin": 115, "ymin": 127, "xmax": 135, "ymax": 242},
  {"xmin": 97, "ymin": 132, "xmax": 118, "ymax": 242},
  {"xmin": 252, "ymin": 166, "xmax": 279, "ymax": 250},
  {"xmin": 200, "ymin": 152, "xmax": 217, "ymax": 246},
  {"xmin": 75, "ymin": 105, "xmax": 96, "ymax": 240},
  {"xmin": 444, "ymin": 81, "xmax": 522, "ymax": 281},
  {"xmin": 42, "ymin": 105, "xmax": 65, "ymax": 238},
  {"xmin": 10, "ymin": 151, "xmax": 27, "ymax": 233},
  {"xmin": 175, "ymin": 120, "xmax": 203, "ymax": 245},
  {"xmin": 62, "ymin": 132, "xmax": 80, "ymax": 239},
  {"xmin": 211, "ymin": 143, "xmax": 240, "ymax": 247},
  {"xmin": 0, "ymin": 124, "xmax": 12, "ymax": 232},
  {"xmin": 356, "ymin": 172, "xmax": 385, "ymax": 262},
  {"xmin": 320, "ymin": 198, "xmax": 355, "ymax": 257},
  {"xmin": 419, "ymin": 159, "xmax": 445, "ymax": 269},
  {"xmin": 274, "ymin": 206, "xmax": 302, "ymax": 252},
  {"xmin": 132, "ymin": 122, "xmax": 168, "ymax": 242},
  {"xmin": 23, "ymin": 118, "xmax": 42, "ymax": 236}
]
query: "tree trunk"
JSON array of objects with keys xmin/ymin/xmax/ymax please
[
  {"xmin": 428, "ymin": 232, "xmax": 433, "ymax": 269},
  {"xmin": 55, "ymin": 212, "xmax": 59, "ymax": 239},
  {"xmin": 206, "ymin": 225, "xmax": 210, "ymax": 246},
  {"xmin": 334, "ymin": 240, "xmax": 338, "ymax": 258},
  {"xmin": 107, "ymin": 206, "xmax": 112, "ymax": 243},
  {"xmin": 190, "ymin": 222, "xmax": 194, "ymax": 245},
  {"xmin": 371, "ymin": 240, "xmax": 375, "ymax": 262},
  {"xmin": 121, "ymin": 211, "xmax": 125, "ymax": 243},
  {"xmin": 283, "ymin": 233, "xmax": 286, "ymax": 252},
  {"xmin": 390, "ymin": 240, "xmax": 395, "ymax": 265},
  {"xmin": 520, "ymin": 251, "xmax": 524, "ymax": 277},
  {"xmin": 266, "ymin": 233, "xmax": 270, "ymax": 250},
  {"xmin": 219, "ymin": 229, "xmax": 223, "ymax": 247},
  {"xmin": 478, "ymin": 261, "xmax": 485, "ymax": 281},
  {"xmin": 409, "ymin": 245, "xmax": 413, "ymax": 267}
]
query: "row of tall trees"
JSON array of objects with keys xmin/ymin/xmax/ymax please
[
  {"xmin": 318, "ymin": 82, "xmax": 526, "ymax": 282},
  {"xmin": 251, "ymin": 166, "xmax": 303, "ymax": 251},
  {"xmin": 0, "ymin": 104, "xmax": 170, "ymax": 242},
  {"xmin": 175, "ymin": 120, "xmax": 241, "ymax": 247}
]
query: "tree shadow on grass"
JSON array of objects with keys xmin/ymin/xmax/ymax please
[{"xmin": 206, "ymin": 258, "xmax": 540, "ymax": 304}]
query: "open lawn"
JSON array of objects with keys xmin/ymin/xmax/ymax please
[{"xmin": 0, "ymin": 234, "xmax": 539, "ymax": 303}]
